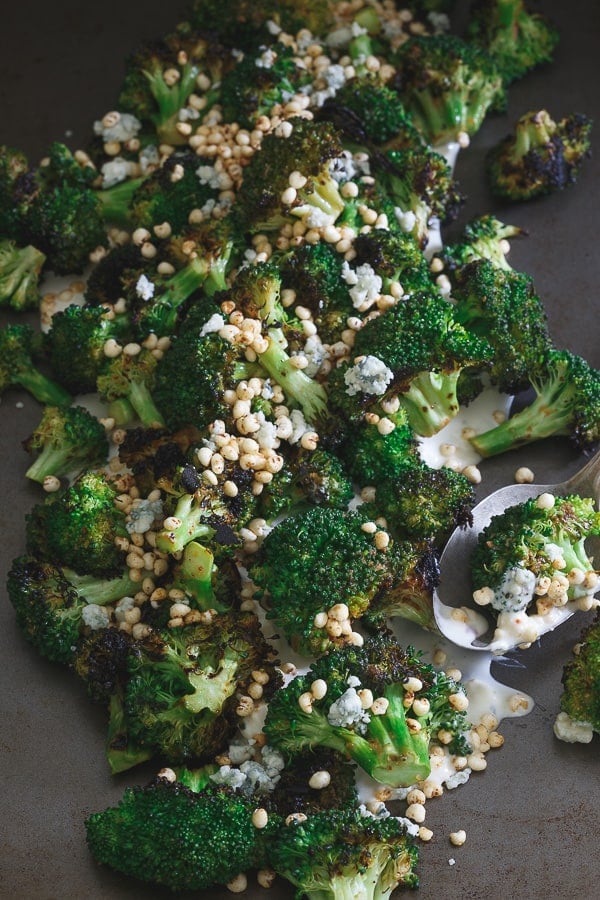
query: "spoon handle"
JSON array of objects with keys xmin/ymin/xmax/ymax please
[{"xmin": 564, "ymin": 449, "xmax": 600, "ymax": 502}]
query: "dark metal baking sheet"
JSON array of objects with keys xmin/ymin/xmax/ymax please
[{"xmin": 1, "ymin": 2, "xmax": 599, "ymax": 898}]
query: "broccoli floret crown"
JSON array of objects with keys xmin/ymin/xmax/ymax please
[{"xmin": 23, "ymin": 404, "xmax": 109, "ymax": 483}]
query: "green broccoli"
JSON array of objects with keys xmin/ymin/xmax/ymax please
[
  {"xmin": 264, "ymin": 633, "xmax": 470, "ymax": 786},
  {"xmin": 350, "ymin": 228, "xmax": 433, "ymax": 296},
  {"xmin": 486, "ymin": 109, "xmax": 593, "ymax": 201},
  {"xmin": 351, "ymin": 287, "xmax": 492, "ymax": 437},
  {"xmin": 391, "ymin": 33, "xmax": 505, "ymax": 145},
  {"xmin": 260, "ymin": 447, "xmax": 354, "ymax": 520},
  {"xmin": 25, "ymin": 470, "xmax": 129, "ymax": 576},
  {"xmin": 469, "ymin": 349, "xmax": 600, "ymax": 457},
  {"xmin": 270, "ymin": 804, "xmax": 420, "ymax": 898},
  {"xmin": 470, "ymin": 492, "xmax": 600, "ymax": 623},
  {"xmin": 467, "ymin": 0, "xmax": 559, "ymax": 86},
  {"xmin": 6, "ymin": 556, "xmax": 143, "ymax": 666},
  {"xmin": 96, "ymin": 348, "xmax": 165, "ymax": 428},
  {"xmin": 0, "ymin": 323, "xmax": 72, "ymax": 406},
  {"xmin": 555, "ymin": 611, "xmax": 600, "ymax": 743},
  {"xmin": 0, "ymin": 239, "xmax": 45, "ymax": 310},
  {"xmin": 0, "ymin": 144, "xmax": 29, "ymax": 236},
  {"xmin": 86, "ymin": 776, "xmax": 276, "ymax": 891},
  {"xmin": 249, "ymin": 506, "xmax": 435, "ymax": 656},
  {"xmin": 340, "ymin": 409, "xmax": 417, "ymax": 485},
  {"xmin": 436, "ymin": 214, "xmax": 526, "ymax": 272},
  {"xmin": 23, "ymin": 404, "xmax": 109, "ymax": 484}
]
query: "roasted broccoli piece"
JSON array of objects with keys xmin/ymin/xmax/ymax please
[
  {"xmin": 264, "ymin": 633, "xmax": 470, "ymax": 786},
  {"xmin": 0, "ymin": 239, "xmax": 45, "ymax": 310},
  {"xmin": 0, "ymin": 144, "xmax": 29, "ymax": 236},
  {"xmin": 260, "ymin": 447, "xmax": 354, "ymax": 520},
  {"xmin": 96, "ymin": 348, "xmax": 165, "ymax": 428},
  {"xmin": 249, "ymin": 506, "xmax": 436, "ymax": 656},
  {"xmin": 341, "ymin": 409, "xmax": 417, "ymax": 486},
  {"xmin": 391, "ymin": 33, "xmax": 505, "ymax": 145},
  {"xmin": 555, "ymin": 611, "xmax": 600, "ymax": 744},
  {"xmin": 233, "ymin": 117, "xmax": 346, "ymax": 233},
  {"xmin": 23, "ymin": 404, "xmax": 109, "ymax": 484},
  {"xmin": 436, "ymin": 214, "xmax": 526, "ymax": 272},
  {"xmin": 117, "ymin": 611, "xmax": 280, "ymax": 767},
  {"xmin": 467, "ymin": 0, "xmax": 559, "ymax": 86},
  {"xmin": 470, "ymin": 349, "xmax": 600, "ymax": 457},
  {"xmin": 25, "ymin": 471, "xmax": 129, "ymax": 576},
  {"xmin": 86, "ymin": 775, "xmax": 276, "ymax": 891},
  {"xmin": 350, "ymin": 228, "xmax": 433, "ymax": 296},
  {"xmin": 486, "ymin": 109, "xmax": 593, "ymax": 201},
  {"xmin": 45, "ymin": 303, "xmax": 132, "ymax": 394},
  {"xmin": 83, "ymin": 243, "xmax": 145, "ymax": 307},
  {"xmin": 351, "ymin": 287, "xmax": 492, "ymax": 437},
  {"xmin": 450, "ymin": 258, "xmax": 552, "ymax": 394},
  {"xmin": 0, "ymin": 323, "xmax": 71, "ymax": 407},
  {"xmin": 470, "ymin": 492, "xmax": 600, "ymax": 639},
  {"xmin": 255, "ymin": 327, "xmax": 329, "ymax": 424},
  {"xmin": 6, "ymin": 556, "xmax": 142, "ymax": 666},
  {"xmin": 271, "ymin": 748, "xmax": 358, "ymax": 817}
]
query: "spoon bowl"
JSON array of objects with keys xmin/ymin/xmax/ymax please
[{"xmin": 433, "ymin": 450, "xmax": 600, "ymax": 652}]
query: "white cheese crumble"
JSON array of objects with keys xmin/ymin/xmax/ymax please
[
  {"xmin": 553, "ymin": 711, "xmax": 594, "ymax": 744},
  {"xmin": 196, "ymin": 164, "xmax": 221, "ymax": 189},
  {"xmin": 100, "ymin": 157, "xmax": 138, "ymax": 188},
  {"xmin": 135, "ymin": 274, "xmax": 155, "ymax": 301},
  {"xmin": 93, "ymin": 112, "xmax": 141, "ymax": 143},
  {"xmin": 81, "ymin": 604, "xmax": 111, "ymax": 630},
  {"xmin": 341, "ymin": 260, "xmax": 382, "ymax": 310},
  {"xmin": 489, "ymin": 566, "xmax": 537, "ymax": 613},
  {"xmin": 126, "ymin": 498, "xmax": 163, "ymax": 534},
  {"xmin": 344, "ymin": 355, "xmax": 394, "ymax": 397},
  {"xmin": 327, "ymin": 687, "xmax": 371, "ymax": 733},
  {"xmin": 199, "ymin": 313, "xmax": 225, "ymax": 336}
]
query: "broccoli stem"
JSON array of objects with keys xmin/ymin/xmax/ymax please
[
  {"xmin": 15, "ymin": 369, "xmax": 72, "ymax": 407},
  {"xmin": 0, "ymin": 241, "xmax": 46, "ymax": 310},
  {"xmin": 364, "ymin": 688, "xmax": 431, "ymax": 787},
  {"xmin": 106, "ymin": 693, "xmax": 153, "ymax": 775},
  {"xmin": 399, "ymin": 370, "xmax": 461, "ymax": 437},
  {"xmin": 294, "ymin": 180, "xmax": 345, "ymax": 226},
  {"xmin": 384, "ymin": 583, "xmax": 437, "ymax": 632},
  {"xmin": 128, "ymin": 380, "xmax": 166, "ymax": 428},
  {"xmin": 66, "ymin": 569, "xmax": 143, "ymax": 606},
  {"xmin": 155, "ymin": 494, "xmax": 215, "ymax": 554},
  {"xmin": 25, "ymin": 444, "xmax": 78, "ymax": 483},
  {"xmin": 175, "ymin": 541, "xmax": 225, "ymax": 612},
  {"xmin": 97, "ymin": 177, "xmax": 145, "ymax": 227},
  {"xmin": 258, "ymin": 330, "xmax": 328, "ymax": 423},
  {"xmin": 107, "ymin": 397, "xmax": 137, "ymax": 427}
]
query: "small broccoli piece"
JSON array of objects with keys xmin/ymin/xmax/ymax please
[
  {"xmin": 436, "ymin": 213, "xmax": 526, "ymax": 272},
  {"xmin": 83, "ymin": 242, "xmax": 144, "ymax": 308},
  {"xmin": 249, "ymin": 507, "xmax": 433, "ymax": 656},
  {"xmin": 470, "ymin": 350, "xmax": 600, "ymax": 457},
  {"xmin": 0, "ymin": 239, "xmax": 45, "ymax": 310},
  {"xmin": 467, "ymin": 0, "xmax": 559, "ymax": 86},
  {"xmin": 6, "ymin": 556, "xmax": 142, "ymax": 666},
  {"xmin": 392, "ymin": 33, "xmax": 505, "ymax": 145},
  {"xmin": 45, "ymin": 304, "xmax": 133, "ymax": 394},
  {"xmin": 450, "ymin": 258, "xmax": 552, "ymax": 394},
  {"xmin": 470, "ymin": 493, "xmax": 600, "ymax": 623},
  {"xmin": 341, "ymin": 409, "xmax": 417, "ymax": 485},
  {"xmin": 555, "ymin": 611, "xmax": 600, "ymax": 743},
  {"xmin": 260, "ymin": 447, "xmax": 354, "ymax": 520},
  {"xmin": 26, "ymin": 471, "xmax": 129, "ymax": 576},
  {"xmin": 234, "ymin": 117, "xmax": 346, "ymax": 233},
  {"xmin": 74, "ymin": 627, "xmax": 137, "ymax": 704},
  {"xmin": 351, "ymin": 228, "xmax": 433, "ymax": 296},
  {"xmin": 23, "ymin": 404, "xmax": 109, "ymax": 484},
  {"xmin": 0, "ymin": 144, "xmax": 29, "ymax": 236},
  {"xmin": 352, "ymin": 288, "xmax": 492, "ymax": 437},
  {"xmin": 119, "ymin": 611, "xmax": 280, "ymax": 767},
  {"xmin": 0, "ymin": 323, "xmax": 72, "ymax": 407},
  {"xmin": 256, "ymin": 328, "xmax": 329, "ymax": 424},
  {"xmin": 129, "ymin": 150, "xmax": 220, "ymax": 233},
  {"xmin": 96, "ymin": 348, "xmax": 165, "ymax": 428},
  {"xmin": 486, "ymin": 109, "xmax": 593, "ymax": 201},
  {"xmin": 271, "ymin": 749, "xmax": 358, "ymax": 817},
  {"xmin": 270, "ymin": 805, "xmax": 419, "ymax": 898},
  {"xmin": 264, "ymin": 633, "xmax": 470, "ymax": 786},
  {"xmin": 86, "ymin": 777, "xmax": 275, "ymax": 891}
]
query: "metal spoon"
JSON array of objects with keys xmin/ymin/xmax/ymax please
[{"xmin": 433, "ymin": 450, "xmax": 600, "ymax": 652}]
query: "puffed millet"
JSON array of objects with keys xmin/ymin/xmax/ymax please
[
  {"xmin": 252, "ymin": 808, "xmax": 269, "ymax": 829},
  {"xmin": 226, "ymin": 873, "xmax": 248, "ymax": 893},
  {"xmin": 449, "ymin": 830, "xmax": 467, "ymax": 847},
  {"xmin": 406, "ymin": 803, "xmax": 426, "ymax": 824}
]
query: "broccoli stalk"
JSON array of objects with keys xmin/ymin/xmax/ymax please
[
  {"xmin": 155, "ymin": 493, "xmax": 216, "ymax": 554},
  {"xmin": 0, "ymin": 239, "xmax": 46, "ymax": 310},
  {"xmin": 470, "ymin": 350, "xmax": 600, "ymax": 457},
  {"xmin": 23, "ymin": 405, "xmax": 109, "ymax": 484},
  {"xmin": 257, "ymin": 328, "xmax": 328, "ymax": 424},
  {"xmin": 96, "ymin": 350, "xmax": 165, "ymax": 429},
  {"xmin": 96, "ymin": 176, "xmax": 145, "ymax": 227},
  {"xmin": 0, "ymin": 323, "xmax": 72, "ymax": 406},
  {"xmin": 172, "ymin": 540, "xmax": 226, "ymax": 612}
]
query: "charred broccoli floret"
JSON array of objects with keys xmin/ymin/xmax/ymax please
[
  {"xmin": 23, "ymin": 404, "xmax": 109, "ymax": 484},
  {"xmin": 555, "ymin": 611, "xmax": 600, "ymax": 744},
  {"xmin": 392, "ymin": 33, "xmax": 505, "ymax": 145},
  {"xmin": 271, "ymin": 749, "xmax": 358, "ymax": 817},
  {"xmin": 96, "ymin": 348, "xmax": 165, "ymax": 428},
  {"xmin": 486, "ymin": 109, "xmax": 593, "ymax": 201},
  {"xmin": 264, "ymin": 633, "xmax": 470, "ymax": 786},
  {"xmin": 259, "ymin": 447, "xmax": 354, "ymax": 520},
  {"xmin": 469, "ymin": 349, "xmax": 600, "ymax": 457},
  {"xmin": 270, "ymin": 804, "xmax": 420, "ymax": 898},
  {"xmin": 0, "ymin": 323, "xmax": 71, "ymax": 406},
  {"xmin": 436, "ymin": 214, "xmax": 526, "ymax": 272},
  {"xmin": 0, "ymin": 239, "xmax": 45, "ymax": 310},
  {"xmin": 467, "ymin": 0, "xmax": 559, "ymax": 86}
]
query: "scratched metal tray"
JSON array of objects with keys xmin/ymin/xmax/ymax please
[{"xmin": 1, "ymin": 2, "xmax": 598, "ymax": 898}]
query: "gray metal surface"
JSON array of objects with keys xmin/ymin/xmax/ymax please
[{"xmin": 1, "ymin": 2, "xmax": 599, "ymax": 898}]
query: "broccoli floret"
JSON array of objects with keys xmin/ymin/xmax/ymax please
[
  {"xmin": 0, "ymin": 323, "xmax": 72, "ymax": 407},
  {"xmin": 25, "ymin": 471, "xmax": 129, "ymax": 576},
  {"xmin": 86, "ymin": 777, "xmax": 274, "ymax": 891},
  {"xmin": 391, "ymin": 33, "xmax": 505, "ymax": 145},
  {"xmin": 23, "ymin": 404, "xmax": 109, "ymax": 484},
  {"xmin": 83, "ymin": 242, "xmax": 145, "ymax": 307},
  {"xmin": 436, "ymin": 213, "xmax": 526, "ymax": 272},
  {"xmin": 256, "ymin": 328, "xmax": 329, "ymax": 424},
  {"xmin": 0, "ymin": 144, "xmax": 29, "ymax": 236},
  {"xmin": 264, "ymin": 633, "xmax": 470, "ymax": 786},
  {"xmin": 233, "ymin": 117, "xmax": 346, "ymax": 233},
  {"xmin": 352, "ymin": 287, "xmax": 492, "ymax": 437},
  {"xmin": 556, "ymin": 611, "xmax": 600, "ymax": 741},
  {"xmin": 6, "ymin": 556, "xmax": 142, "ymax": 666},
  {"xmin": 486, "ymin": 109, "xmax": 593, "ymax": 201},
  {"xmin": 74, "ymin": 627, "xmax": 137, "ymax": 704},
  {"xmin": 450, "ymin": 258, "xmax": 552, "ymax": 394},
  {"xmin": 171, "ymin": 540, "xmax": 229, "ymax": 612},
  {"xmin": 271, "ymin": 749, "xmax": 358, "ymax": 817},
  {"xmin": 119, "ymin": 611, "xmax": 280, "ymax": 767},
  {"xmin": 260, "ymin": 447, "xmax": 354, "ymax": 520},
  {"xmin": 270, "ymin": 804, "xmax": 419, "ymax": 899},
  {"xmin": 470, "ymin": 350, "xmax": 600, "ymax": 457},
  {"xmin": 45, "ymin": 304, "xmax": 133, "ymax": 394},
  {"xmin": 351, "ymin": 228, "xmax": 433, "ymax": 295},
  {"xmin": 249, "ymin": 507, "xmax": 434, "ymax": 656},
  {"xmin": 0, "ymin": 239, "xmax": 45, "ymax": 310},
  {"xmin": 341, "ymin": 409, "xmax": 417, "ymax": 485},
  {"xmin": 470, "ymin": 493, "xmax": 600, "ymax": 621},
  {"xmin": 467, "ymin": 0, "xmax": 559, "ymax": 86},
  {"xmin": 96, "ymin": 348, "xmax": 165, "ymax": 428},
  {"xmin": 129, "ymin": 150, "xmax": 220, "ymax": 233}
]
